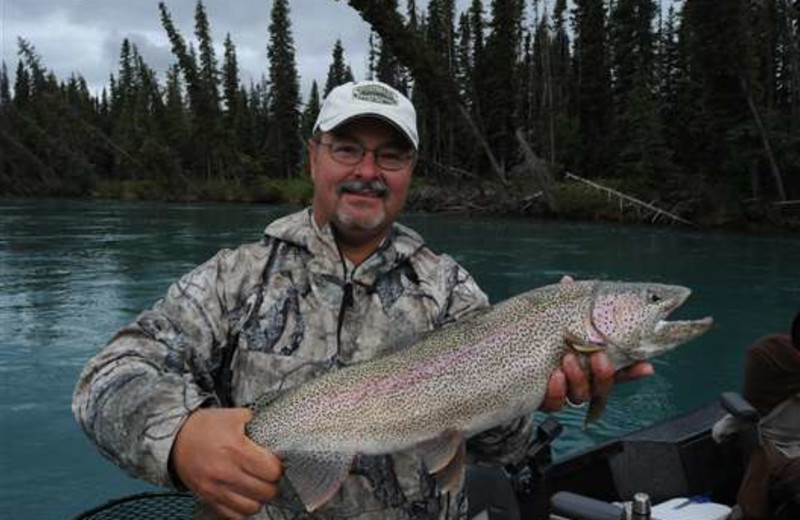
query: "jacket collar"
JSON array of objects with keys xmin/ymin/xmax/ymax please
[{"xmin": 264, "ymin": 208, "xmax": 425, "ymax": 285}]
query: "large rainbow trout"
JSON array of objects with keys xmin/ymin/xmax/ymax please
[{"xmin": 245, "ymin": 279, "xmax": 713, "ymax": 512}]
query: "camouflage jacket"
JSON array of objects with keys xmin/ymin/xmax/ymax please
[{"xmin": 73, "ymin": 208, "xmax": 534, "ymax": 519}]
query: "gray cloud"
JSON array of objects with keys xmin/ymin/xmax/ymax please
[
  {"xmin": 1, "ymin": 0, "xmax": 378, "ymax": 100},
  {"xmin": 1, "ymin": 0, "xmax": 516, "ymax": 100}
]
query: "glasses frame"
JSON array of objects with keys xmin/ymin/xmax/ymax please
[{"xmin": 317, "ymin": 139, "xmax": 416, "ymax": 172}]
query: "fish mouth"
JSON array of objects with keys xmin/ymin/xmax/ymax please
[
  {"xmin": 653, "ymin": 315, "xmax": 714, "ymax": 337},
  {"xmin": 653, "ymin": 287, "xmax": 713, "ymax": 340}
]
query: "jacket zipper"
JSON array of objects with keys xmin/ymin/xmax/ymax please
[{"xmin": 334, "ymin": 256, "xmax": 354, "ymax": 368}]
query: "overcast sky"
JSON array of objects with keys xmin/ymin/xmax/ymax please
[
  {"xmin": 0, "ymin": 0, "xmax": 480, "ymax": 102},
  {"xmin": 1, "ymin": 1, "xmax": 674, "ymax": 102}
]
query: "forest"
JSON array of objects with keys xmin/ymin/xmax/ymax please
[{"xmin": 0, "ymin": 0, "xmax": 798, "ymax": 229}]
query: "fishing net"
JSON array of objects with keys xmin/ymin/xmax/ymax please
[{"xmin": 72, "ymin": 492, "xmax": 196, "ymax": 520}]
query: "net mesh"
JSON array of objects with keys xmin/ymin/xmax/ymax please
[{"xmin": 72, "ymin": 492, "xmax": 195, "ymax": 520}]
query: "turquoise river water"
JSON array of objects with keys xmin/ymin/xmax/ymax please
[{"xmin": 1, "ymin": 198, "xmax": 798, "ymax": 519}]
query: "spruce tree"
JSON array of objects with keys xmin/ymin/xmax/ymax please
[
  {"xmin": 376, "ymin": 1, "xmax": 408, "ymax": 92},
  {"xmin": 14, "ymin": 60, "xmax": 31, "ymax": 110},
  {"xmin": 608, "ymin": 0, "xmax": 674, "ymax": 185},
  {"xmin": 573, "ymin": 0, "xmax": 612, "ymax": 175},
  {"xmin": 482, "ymin": 0, "xmax": 524, "ymax": 171},
  {"xmin": 302, "ymin": 80, "xmax": 321, "ymax": 138},
  {"xmin": 267, "ymin": 0, "xmax": 301, "ymax": 178},
  {"xmin": 164, "ymin": 63, "xmax": 189, "ymax": 153},
  {"xmin": 324, "ymin": 39, "xmax": 352, "ymax": 96},
  {"xmin": 222, "ymin": 33, "xmax": 241, "ymax": 129},
  {"xmin": 407, "ymin": 0, "xmax": 419, "ymax": 30},
  {"xmin": 194, "ymin": 1, "xmax": 220, "ymax": 116},
  {"xmin": 0, "ymin": 62, "xmax": 11, "ymax": 108},
  {"xmin": 680, "ymin": 0, "xmax": 756, "ymax": 194}
]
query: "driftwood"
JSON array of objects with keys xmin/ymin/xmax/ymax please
[
  {"xmin": 418, "ymin": 157, "xmax": 479, "ymax": 180},
  {"xmin": 564, "ymin": 171, "xmax": 697, "ymax": 227},
  {"xmin": 514, "ymin": 129, "xmax": 559, "ymax": 213}
]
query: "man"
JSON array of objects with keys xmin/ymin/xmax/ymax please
[
  {"xmin": 716, "ymin": 311, "xmax": 800, "ymax": 520},
  {"xmin": 73, "ymin": 80, "xmax": 653, "ymax": 520}
]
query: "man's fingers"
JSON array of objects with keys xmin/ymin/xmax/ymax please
[
  {"xmin": 217, "ymin": 487, "xmax": 267, "ymax": 518},
  {"xmin": 540, "ymin": 368, "xmax": 567, "ymax": 411},
  {"xmin": 562, "ymin": 353, "xmax": 590, "ymax": 404},
  {"xmin": 225, "ymin": 464, "xmax": 281, "ymax": 504},
  {"xmin": 210, "ymin": 498, "xmax": 257, "ymax": 520},
  {"xmin": 614, "ymin": 361, "xmax": 654, "ymax": 382},
  {"xmin": 240, "ymin": 439, "xmax": 283, "ymax": 483},
  {"xmin": 589, "ymin": 353, "xmax": 614, "ymax": 398}
]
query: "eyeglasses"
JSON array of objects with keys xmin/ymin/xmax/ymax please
[{"xmin": 318, "ymin": 139, "xmax": 416, "ymax": 171}]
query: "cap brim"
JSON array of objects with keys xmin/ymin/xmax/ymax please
[{"xmin": 316, "ymin": 112, "xmax": 418, "ymax": 150}]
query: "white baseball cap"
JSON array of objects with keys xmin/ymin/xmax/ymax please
[{"xmin": 313, "ymin": 80, "xmax": 419, "ymax": 150}]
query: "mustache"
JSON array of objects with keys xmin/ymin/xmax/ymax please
[{"xmin": 337, "ymin": 179, "xmax": 389, "ymax": 197}]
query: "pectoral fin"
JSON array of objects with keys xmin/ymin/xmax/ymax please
[
  {"xmin": 282, "ymin": 450, "xmax": 354, "ymax": 512},
  {"xmin": 582, "ymin": 395, "xmax": 607, "ymax": 430},
  {"xmin": 415, "ymin": 430, "xmax": 463, "ymax": 474},
  {"xmin": 563, "ymin": 330, "xmax": 605, "ymax": 353}
]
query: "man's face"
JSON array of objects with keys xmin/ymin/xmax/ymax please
[{"xmin": 309, "ymin": 118, "xmax": 414, "ymax": 244}]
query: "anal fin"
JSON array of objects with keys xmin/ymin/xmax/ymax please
[
  {"xmin": 415, "ymin": 430, "xmax": 463, "ymax": 474},
  {"xmin": 433, "ymin": 437, "xmax": 466, "ymax": 494},
  {"xmin": 282, "ymin": 450, "xmax": 354, "ymax": 512}
]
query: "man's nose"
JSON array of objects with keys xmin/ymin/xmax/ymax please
[{"xmin": 355, "ymin": 150, "xmax": 380, "ymax": 178}]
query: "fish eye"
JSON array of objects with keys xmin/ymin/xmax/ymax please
[{"xmin": 647, "ymin": 291, "xmax": 662, "ymax": 304}]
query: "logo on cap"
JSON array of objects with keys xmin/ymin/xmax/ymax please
[{"xmin": 352, "ymin": 84, "xmax": 398, "ymax": 106}]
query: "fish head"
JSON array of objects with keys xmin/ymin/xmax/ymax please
[{"xmin": 584, "ymin": 282, "xmax": 713, "ymax": 368}]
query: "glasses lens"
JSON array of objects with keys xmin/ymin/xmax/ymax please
[
  {"xmin": 330, "ymin": 142, "xmax": 363, "ymax": 165},
  {"xmin": 376, "ymin": 149, "xmax": 412, "ymax": 170},
  {"xmin": 325, "ymin": 140, "xmax": 413, "ymax": 170}
]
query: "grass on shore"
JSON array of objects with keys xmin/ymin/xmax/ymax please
[{"xmin": 92, "ymin": 177, "xmax": 314, "ymax": 205}]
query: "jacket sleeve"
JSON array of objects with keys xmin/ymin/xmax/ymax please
[{"xmin": 72, "ymin": 243, "xmax": 269, "ymax": 486}]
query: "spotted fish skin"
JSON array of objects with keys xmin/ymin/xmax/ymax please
[{"xmin": 245, "ymin": 280, "xmax": 712, "ymax": 512}]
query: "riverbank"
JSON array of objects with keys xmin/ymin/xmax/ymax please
[{"xmin": 80, "ymin": 175, "xmax": 800, "ymax": 235}]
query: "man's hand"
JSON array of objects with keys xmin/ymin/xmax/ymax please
[
  {"xmin": 540, "ymin": 352, "xmax": 654, "ymax": 412},
  {"xmin": 171, "ymin": 407, "xmax": 283, "ymax": 520}
]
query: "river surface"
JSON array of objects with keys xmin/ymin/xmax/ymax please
[{"xmin": 1, "ymin": 198, "xmax": 798, "ymax": 519}]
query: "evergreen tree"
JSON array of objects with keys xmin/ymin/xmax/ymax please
[
  {"xmin": 17, "ymin": 38, "xmax": 47, "ymax": 95},
  {"xmin": 324, "ymin": 39, "xmax": 352, "ymax": 96},
  {"xmin": 194, "ymin": 0, "xmax": 220, "ymax": 116},
  {"xmin": 482, "ymin": 0, "xmax": 524, "ymax": 171},
  {"xmin": 467, "ymin": 0, "xmax": 487, "ymax": 126},
  {"xmin": 407, "ymin": 0, "xmax": 419, "ymax": 30},
  {"xmin": 13, "ymin": 61, "xmax": 30, "ymax": 109},
  {"xmin": 456, "ymin": 13, "xmax": 473, "ymax": 102},
  {"xmin": 267, "ymin": 0, "xmax": 301, "ymax": 178},
  {"xmin": 608, "ymin": 0, "xmax": 674, "ymax": 185},
  {"xmin": 679, "ymin": 0, "xmax": 756, "ymax": 194},
  {"xmin": 159, "ymin": 1, "xmax": 225, "ymax": 181},
  {"xmin": 222, "ymin": 33, "xmax": 241, "ymax": 129},
  {"xmin": 551, "ymin": 0, "xmax": 577, "ymax": 166},
  {"xmin": 302, "ymin": 80, "xmax": 321, "ymax": 138},
  {"xmin": 0, "ymin": 62, "xmax": 11, "ymax": 108},
  {"xmin": 376, "ymin": 1, "xmax": 408, "ymax": 92},
  {"xmin": 573, "ymin": 0, "xmax": 613, "ymax": 175},
  {"xmin": 656, "ymin": 5, "xmax": 681, "ymax": 135},
  {"xmin": 164, "ymin": 63, "xmax": 189, "ymax": 154}
]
